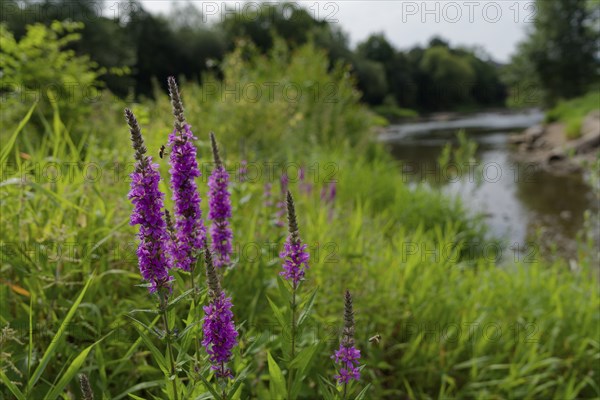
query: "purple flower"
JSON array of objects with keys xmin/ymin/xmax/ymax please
[
  {"xmin": 126, "ymin": 109, "xmax": 171, "ymax": 293},
  {"xmin": 332, "ymin": 290, "xmax": 361, "ymax": 385},
  {"xmin": 263, "ymin": 183, "xmax": 274, "ymax": 207},
  {"xmin": 202, "ymin": 249, "xmax": 238, "ymax": 379},
  {"xmin": 167, "ymin": 78, "xmax": 206, "ymax": 271},
  {"xmin": 332, "ymin": 345, "xmax": 361, "ymax": 383},
  {"xmin": 208, "ymin": 132, "xmax": 233, "ymax": 268},
  {"xmin": 279, "ymin": 191, "xmax": 309, "ymax": 287},
  {"xmin": 238, "ymin": 160, "xmax": 248, "ymax": 182},
  {"xmin": 202, "ymin": 291, "xmax": 238, "ymax": 379},
  {"xmin": 321, "ymin": 181, "xmax": 337, "ymax": 204}
]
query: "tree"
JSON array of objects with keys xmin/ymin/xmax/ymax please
[
  {"xmin": 512, "ymin": 0, "xmax": 599, "ymax": 104},
  {"xmin": 419, "ymin": 46, "xmax": 476, "ymax": 110}
]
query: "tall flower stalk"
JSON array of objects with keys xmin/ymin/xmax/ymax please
[
  {"xmin": 167, "ymin": 76, "xmax": 206, "ymax": 272},
  {"xmin": 279, "ymin": 190, "xmax": 310, "ymax": 398},
  {"xmin": 126, "ymin": 108, "xmax": 179, "ymax": 400},
  {"xmin": 126, "ymin": 108, "xmax": 172, "ymax": 293},
  {"xmin": 202, "ymin": 247, "xmax": 238, "ymax": 398},
  {"xmin": 332, "ymin": 290, "xmax": 361, "ymax": 399},
  {"xmin": 167, "ymin": 77, "xmax": 207, "ymax": 372},
  {"xmin": 208, "ymin": 132, "xmax": 233, "ymax": 268}
]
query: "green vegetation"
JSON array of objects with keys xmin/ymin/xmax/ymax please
[
  {"xmin": 1, "ymin": 23, "xmax": 599, "ymax": 399},
  {"xmin": 545, "ymin": 91, "xmax": 600, "ymax": 139},
  {"xmin": 504, "ymin": 0, "xmax": 598, "ymax": 107}
]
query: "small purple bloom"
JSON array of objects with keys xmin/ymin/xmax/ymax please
[
  {"xmin": 238, "ymin": 160, "xmax": 248, "ymax": 182},
  {"xmin": 321, "ymin": 181, "xmax": 337, "ymax": 203},
  {"xmin": 279, "ymin": 191, "xmax": 309, "ymax": 287},
  {"xmin": 332, "ymin": 290, "xmax": 361, "ymax": 385},
  {"xmin": 263, "ymin": 183, "xmax": 274, "ymax": 207},
  {"xmin": 332, "ymin": 345, "xmax": 361, "ymax": 384},
  {"xmin": 126, "ymin": 109, "xmax": 171, "ymax": 293}
]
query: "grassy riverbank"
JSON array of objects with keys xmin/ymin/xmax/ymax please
[{"xmin": 1, "ymin": 36, "xmax": 599, "ymax": 399}]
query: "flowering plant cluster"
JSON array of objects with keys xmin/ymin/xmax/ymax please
[{"xmin": 125, "ymin": 77, "xmax": 364, "ymax": 399}]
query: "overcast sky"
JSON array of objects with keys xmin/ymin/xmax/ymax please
[{"xmin": 140, "ymin": 1, "xmax": 534, "ymax": 62}]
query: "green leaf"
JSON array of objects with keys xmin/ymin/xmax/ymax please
[
  {"xmin": 129, "ymin": 320, "xmax": 169, "ymax": 375},
  {"xmin": 297, "ymin": 288, "xmax": 318, "ymax": 328},
  {"xmin": 111, "ymin": 315, "xmax": 160, "ymax": 377},
  {"xmin": 0, "ymin": 101, "xmax": 37, "ymax": 166},
  {"xmin": 197, "ymin": 370, "xmax": 223, "ymax": 400},
  {"xmin": 316, "ymin": 375, "xmax": 336, "ymax": 400},
  {"xmin": 290, "ymin": 344, "xmax": 320, "ymax": 399},
  {"xmin": 27, "ymin": 274, "xmax": 94, "ymax": 393},
  {"xmin": 125, "ymin": 314, "xmax": 162, "ymax": 338},
  {"xmin": 267, "ymin": 351, "xmax": 287, "ymax": 399},
  {"xmin": 45, "ymin": 333, "xmax": 110, "ymax": 400},
  {"xmin": 354, "ymin": 383, "xmax": 372, "ymax": 400},
  {"xmin": 289, "ymin": 343, "xmax": 319, "ymax": 373},
  {"xmin": 227, "ymin": 365, "xmax": 250, "ymax": 398},
  {"xmin": 0, "ymin": 370, "xmax": 26, "ymax": 400},
  {"xmin": 167, "ymin": 288, "xmax": 194, "ymax": 311},
  {"xmin": 276, "ymin": 276, "xmax": 292, "ymax": 302},
  {"xmin": 113, "ymin": 380, "xmax": 164, "ymax": 400},
  {"xmin": 267, "ymin": 296, "xmax": 290, "ymax": 336}
]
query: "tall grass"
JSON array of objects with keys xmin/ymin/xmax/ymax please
[
  {"xmin": 545, "ymin": 91, "xmax": 600, "ymax": 139},
  {"xmin": 1, "ymin": 39, "xmax": 598, "ymax": 399}
]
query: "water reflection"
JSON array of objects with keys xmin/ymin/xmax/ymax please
[{"xmin": 382, "ymin": 111, "xmax": 598, "ymax": 259}]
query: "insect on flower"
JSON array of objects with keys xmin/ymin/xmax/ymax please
[{"xmin": 159, "ymin": 144, "xmax": 169, "ymax": 159}]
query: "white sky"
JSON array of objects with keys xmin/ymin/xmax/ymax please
[{"xmin": 140, "ymin": 1, "xmax": 534, "ymax": 62}]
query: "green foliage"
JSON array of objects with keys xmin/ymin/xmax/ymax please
[
  {"xmin": 545, "ymin": 91, "xmax": 600, "ymax": 139},
  {"xmin": 506, "ymin": 0, "xmax": 599, "ymax": 105},
  {"xmin": 0, "ymin": 21, "xmax": 106, "ymax": 141},
  {"xmin": 419, "ymin": 46, "xmax": 476, "ymax": 110},
  {"xmin": 0, "ymin": 34, "xmax": 598, "ymax": 400}
]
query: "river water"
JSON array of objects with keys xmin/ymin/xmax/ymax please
[{"xmin": 381, "ymin": 110, "xmax": 598, "ymax": 260}]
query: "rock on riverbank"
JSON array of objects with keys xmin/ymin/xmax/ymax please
[{"xmin": 509, "ymin": 110, "xmax": 599, "ymax": 174}]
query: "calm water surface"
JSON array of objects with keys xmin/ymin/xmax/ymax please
[{"xmin": 381, "ymin": 110, "xmax": 598, "ymax": 259}]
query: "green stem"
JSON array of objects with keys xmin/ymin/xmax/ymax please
[
  {"xmin": 220, "ymin": 362, "xmax": 228, "ymax": 400},
  {"xmin": 161, "ymin": 295, "xmax": 179, "ymax": 400},
  {"xmin": 287, "ymin": 283, "xmax": 297, "ymax": 400},
  {"xmin": 342, "ymin": 381, "xmax": 348, "ymax": 400},
  {"xmin": 191, "ymin": 258, "xmax": 202, "ymax": 371}
]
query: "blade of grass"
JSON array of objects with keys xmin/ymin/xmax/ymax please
[
  {"xmin": 45, "ymin": 333, "xmax": 111, "ymax": 400},
  {"xmin": 0, "ymin": 102, "xmax": 37, "ymax": 166},
  {"xmin": 0, "ymin": 370, "xmax": 26, "ymax": 400},
  {"xmin": 26, "ymin": 274, "xmax": 94, "ymax": 393}
]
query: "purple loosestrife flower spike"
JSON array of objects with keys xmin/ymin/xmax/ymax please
[
  {"xmin": 202, "ymin": 247, "xmax": 238, "ymax": 379},
  {"xmin": 167, "ymin": 77, "xmax": 206, "ymax": 271},
  {"xmin": 126, "ymin": 109, "xmax": 172, "ymax": 293},
  {"xmin": 279, "ymin": 191, "xmax": 309, "ymax": 287},
  {"xmin": 332, "ymin": 290, "xmax": 361, "ymax": 384},
  {"xmin": 208, "ymin": 132, "xmax": 233, "ymax": 268}
]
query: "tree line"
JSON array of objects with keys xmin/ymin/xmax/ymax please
[{"xmin": 2, "ymin": 0, "xmax": 597, "ymax": 112}]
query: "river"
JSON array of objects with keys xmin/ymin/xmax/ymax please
[{"xmin": 380, "ymin": 110, "xmax": 598, "ymax": 260}]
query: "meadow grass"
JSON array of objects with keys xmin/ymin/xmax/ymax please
[{"xmin": 1, "ymin": 40, "xmax": 599, "ymax": 399}]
